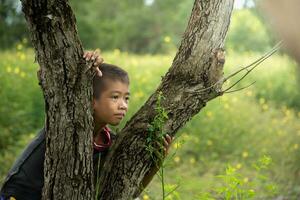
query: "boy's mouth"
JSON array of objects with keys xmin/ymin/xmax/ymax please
[{"xmin": 114, "ymin": 113, "xmax": 125, "ymax": 119}]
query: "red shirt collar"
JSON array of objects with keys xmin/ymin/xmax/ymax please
[{"xmin": 93, "ymin": 126, "xmax": 112, "ymax": 152}]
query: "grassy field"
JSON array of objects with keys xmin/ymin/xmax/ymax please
[{"xmin": 0, "ymin": 44, "xmax": 300, "ymax": 199}]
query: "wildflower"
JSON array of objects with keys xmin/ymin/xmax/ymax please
[
  {"xmin": 246, "ymin": 90, "xmax": 253, "ymax": 97},
  {"xmin": 174, "ymin": 156, "xmax": 180, "ymax": 163},
  {"xmin": 22, "ymin": 38, "xmax": 28, "ymax": 44},
  {"xmin": 113, "ymin": 48, "xmax": 120, "ymax": 55},
  {"xmin": 189, "ymin": 157, "xmax": 196, "ymax": 164},
  {"xmin": 224, "ymin": 103, "xmax": 229, "ymax": 109},
  {"xmin": 294, "ymin": 144, "xmax": 299, "ymax": 150},
  {"xmin": 164, "ymin": 36, "xmax": 171, "ymax": 43},
  {"xmin": 6, "ymin": 66, "xmax": 12, "ymax": 73},
  {"xmin": 20, "ymin": 72, "xmax": 26, "ymax": 78},
  {"xmin": 284, "ymin": 109, "xmax": 291, "ymax": 117},
  {"xmin": 206, "ymin": 140, "xmax": 213, "ymax": 146},
  {"xmin": 262, "ymin": 104, "xmax": 269, "ymax": 111},
  {"xmin": 236, "ymin": 163, "xmax": 242, "ymax": 169},
  {"xmin": 16, "ymin": 43, "xmax": 23, "ymax": 50},
  {"xmin": 14, "ymin": 67, "xmax": 20, "ymax": 74},
  {"xmin": 242, "ymin": 151, "xmax": 248, "ymax": 158},
  {"xmin": 259, "ymin": 98, "xmax": 265, "ymax": 105},
  {"xmin": 173, "ymin": 142, "xmax": 181, "ymax": 149},
  {"xmin": 19, "ymin": 53, "xmax": 26, "ymax": 60},
  {"xmin": 206, "ymin": 111, "xmax": 213, "ymax": 118},
  {"xmin": 143, "ymin": 194, "xmax": 150, "ymax": 200},
  {"xmin": 134, "ymin": 91, "xmax": 144, "ymax": 98}
]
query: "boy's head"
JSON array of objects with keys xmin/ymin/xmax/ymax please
[{"xmin": 93, "ymin": 63, "xmax": 130, "ymax": 126}]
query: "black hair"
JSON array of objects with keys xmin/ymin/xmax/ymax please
[{"xmin": 93, "ymin": 63, "xmax": 129, "ymax": 99}]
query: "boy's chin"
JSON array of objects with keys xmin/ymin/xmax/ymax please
[{"xmin": 108, "ymin": 121, "xmax": 121, "ymax": 126}]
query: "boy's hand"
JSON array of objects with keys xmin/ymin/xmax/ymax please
[
  {"xmin": 162, "ymin": 134, "xmax": 173, "ymax": 156},
  {"xmin": 83, "ymin": 49, "xmax": 104, "ymax": 76}
]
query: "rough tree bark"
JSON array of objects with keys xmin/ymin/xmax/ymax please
[
  {"xmin": 20, "ymin": 0, "xmax": 95, "ymax": 199},
  {"xmin": 20, "ymin": 0, "xmax": 234, "ymax": 199}
]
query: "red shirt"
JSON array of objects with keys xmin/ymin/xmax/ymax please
[{"xmin": 93, "ymin": 126, "xmax": 112, "ymax": 152}]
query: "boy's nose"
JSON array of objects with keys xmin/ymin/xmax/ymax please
[{"xmin": 119, "ymin": 100, "xmax": 128, "ymax": 110}]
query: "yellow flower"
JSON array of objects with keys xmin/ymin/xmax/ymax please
[
  {"xmin": 189, "ymin": 157, "xmax": 196, "ymax": 164},
  {"xmin": 224, "ymin": 103, "xmax": 229, "ymax": 109},
  {"xmin": 16, "ymin": 43, "xmax": 23, "ymax": 50},
  {"xmin": 14, "ymin": 67, "xmax": 20, "ymax": 74},
  {"xmin": 284, "ymin": 109, "xmax": 291, "ymax": 117},
  {"xmin": 143, "ymin": 194, "xmax": 150, "ymax": 200},
  {"xmin": 6, "ymin": 66, "xmax": 12, "ymax": 73},
  {"xmin": 19, "ymin": 53, "xmax": 26, "ymax": 60},
  {"xmin": 182, "ymin": 132, "xmax": 189, "ymax": 140},
  {"xmin": 174, "ymin": 156, "xmax": 180, "ymax": 163},
  {"xmin": 262, "ymin": 104, "xmax": 269, "ymax": 111},
  {"xmin": 236, "ymin": 163, "xmax": 242, "ymax": 169},
  {"xmin": 20, "ymin": 72, "xmax": 26, "ymax": 78},
  {"xmin": 259, "ymin": 98, "xmax": 265, "ymax": 105},
  {"xmin": 134, "ymin": 91, "xmax": 144, "ymax": 98},
  {"xmin": 242, "ymin": 151, "xmax": 248, "ymax": 158},
  {"xmin": 294, "ymin": 144, "xmax": 299, "ymax": 150},
  {"xmin": 246, "ymin": 90, "xmax": 253, "ymax": 97},
  {"xmin": 207, "ymin": 140, "xmax": 213, "ymax": 146},
  {"xmin": 113, "ymin": 48, "xmax": 121, "ymax": 55},
  {"xmin": 249, "ymin": 189, "xmax": 255, "ymax": 193},
  {"xmin": 22, "ymin": 38, "xmax": 28, "ymax": 44},
  {"xmin": 173, "ymin": 142, "xmax": 181, "ymax": 149},
  {"xmin": 232, "ymin": 97, "xmax": 238, "ymax": 102},
  {"xmin": 206, "ymin": 111, "xmax": 213, "ymax": 118},
  {"xmin": 164, "ymin": 36, "xmax": 171, "ymax": 43}
]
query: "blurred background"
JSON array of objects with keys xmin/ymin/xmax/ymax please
[{"xmin": 1, "ymin": 0, "xmax": 300, "ymax": 199}]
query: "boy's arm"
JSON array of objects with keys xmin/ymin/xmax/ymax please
[{"xmin": 134, "ymin": 134, "xmax": 173, "ymax": 198}]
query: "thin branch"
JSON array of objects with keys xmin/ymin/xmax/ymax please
[
  {"xmin": 223, "ymin": 41, "xmax": 282, "ymax": 83},
  {"xmin": 223, "ymin": 81, "xmax": 256, "ymax": 94},
  {"xmin": 196, "ymin": 41, "xmax": 282, "ymax": 93},
  {"xmin": 221, "ymin": 44, "xmax": 280, "ymax": 93}
]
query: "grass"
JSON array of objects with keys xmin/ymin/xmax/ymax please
[{"xmin": 0, "ymin": 44, "xmax": 300, "ymax": 199}]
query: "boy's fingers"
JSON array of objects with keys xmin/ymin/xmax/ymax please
[
  {"xmin": 86, "ymin": 52, "xmax": 94, "ymax": 61},
  {"xmin": 165, "ymin": 134, "xmax": 172, "ymax": 144},
  {"xmin": 96, "ymin": 68, "xmax": 102, "ymax": 77},
  {"xmin": 93, "ymin": 57, "xmax": 104, "ymax": 66},
  {"xmin": 163, "ymin": 138, "xmax": 168, "ymax": 148},
  {"xmin": 91, "ymin": 49, "xmax": 100, "ymax": 60}
]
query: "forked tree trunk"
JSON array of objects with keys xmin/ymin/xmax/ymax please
[{"xmin": 20, "ymin": 0, "xmax": 234, "ymax": 199}]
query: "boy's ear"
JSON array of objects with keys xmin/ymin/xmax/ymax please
[{"xmin": 92, "ymin": 98, "xmax": 97, "ymax": 109}]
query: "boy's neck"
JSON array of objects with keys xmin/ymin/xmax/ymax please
[{"xmin": 94, "ymin": 120, "xmax": 106, "ymax": 135}]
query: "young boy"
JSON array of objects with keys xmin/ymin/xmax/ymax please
[{"xmin": 0, "ymin": 51, "xmax": 172, "ymax": 200}]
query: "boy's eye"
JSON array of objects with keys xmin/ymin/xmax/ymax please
[{"xmin": 111, "ymin": 95, "xmax": 119, "ymax": 100}]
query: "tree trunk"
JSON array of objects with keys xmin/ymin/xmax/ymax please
[
  {"xmin": 98, "ymin": 0, "xmax": 234, "ymax": 199},
  {"xmin": 20, "ymin": 0, "xmax": 95, "ymax": 199},
  {"xmin": 20, "ymin": 0, "xmax": 234, "ymax": 199}
]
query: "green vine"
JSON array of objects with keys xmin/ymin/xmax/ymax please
[{"xmin": 146, "ymin": 91, "xmax": 170, "ymax": 200}]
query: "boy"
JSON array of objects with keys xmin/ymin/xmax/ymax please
[{"xmin": 0, "ymin": 51, "xmax": 172, "ymax": 200}]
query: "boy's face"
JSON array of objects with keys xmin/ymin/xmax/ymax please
[{"xmin": 93, "ymin": 80, "xmax": 130, "ymax": 126}]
